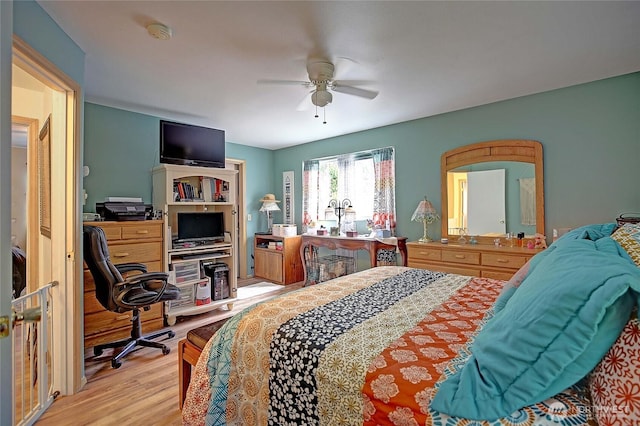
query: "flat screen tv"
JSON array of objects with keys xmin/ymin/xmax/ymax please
[
  {"xmin": 160, "ymin": 120, "xmax": 225, "ymax": 168},
  {"xmin": 176, "ymin": 212, "xmax": 225, "ymax": 242}
]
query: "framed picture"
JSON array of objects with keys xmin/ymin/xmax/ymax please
[{"xmin": 38, "ymin": 115, "xmax": 52, "ymax": 237}]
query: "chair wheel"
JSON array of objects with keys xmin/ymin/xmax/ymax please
[
  {"xmin": 162, "ymin": 346, "xmax": 170, "ymax": 355},
  {"xmin": 94, "ymin": 348, "xmax": 103, "ymax": 357},
  {"xmin": 168, "ymin": 331, "xmax": 175, "ymax": 338},
  {"xmin": 111, "ymin": 359, "xmax": 122, "ymax": 369}
]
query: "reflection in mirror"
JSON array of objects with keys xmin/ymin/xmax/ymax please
[
  {"xmin": 440, "ymin": 139, "xmax": 544, "ymax": 245},
  {"xmin": 447, "ymin": 161, "xmax": 535, "ymax": 237}
]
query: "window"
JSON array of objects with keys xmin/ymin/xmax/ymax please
[
  {"xmin": 317, "ymin": 156, "xmax": 374, "ymax": 220},
  {"xmin": 302, "ymin": 147, "xmax": 396, "ymax": 234}
]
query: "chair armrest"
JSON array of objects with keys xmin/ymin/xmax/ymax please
[
  {"xmin": 115, "ymin": 262, "xmax": 148, "ymax": 274},
  {"xmin": 125, "ymin": 271, "xmax": 169, "ymax": 285},
  {"xmin": 115, "ymin": 272, "xmax": 171, "ymax": 308}
]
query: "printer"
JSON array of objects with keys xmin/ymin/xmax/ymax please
[{"xmin": 96, "ymin": 202, "xmax": 152, "ymax": 221}]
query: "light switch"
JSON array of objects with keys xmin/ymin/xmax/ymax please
[{"xmin": 247, "ymin": 213, "xmax": 252, "ymax": 221}]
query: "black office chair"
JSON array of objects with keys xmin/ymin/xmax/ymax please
[{"xmin": 83, "ymin": 225, "xmax": 180, "ymax": 368}]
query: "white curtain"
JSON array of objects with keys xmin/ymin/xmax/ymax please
[{"xmin": 302, "ymin": 160, "xmax": 319, "ymax": 231}]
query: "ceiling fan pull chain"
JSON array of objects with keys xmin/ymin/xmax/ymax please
[
  {"xmin": 315, "ymin": 103, "xmax": 319, "ymax": 118},
  {"xmin": 323, "ymin": 107, "xmax": 327, "ymax": 124}
]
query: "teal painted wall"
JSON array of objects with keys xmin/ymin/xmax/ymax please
[
  {"xmin": 84, "ymin": 74, "xmax": 639, "ymax": 273},
  {"xmin": 13, "ymin": 0, "xmax": 85, "ymax": 85},
  {"xmin": 274, "ymin": 72, "xmax": 640, "ymax": 243},
  {"xmin": 83, "ymin": 102, "xmax": 274, "ymax": 274}
]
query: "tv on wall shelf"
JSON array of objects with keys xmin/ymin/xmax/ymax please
[{"xmin": 160, "ymin": 120, "xmax": 225, "ymax": 168}]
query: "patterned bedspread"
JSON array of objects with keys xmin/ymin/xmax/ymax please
[{"xmin": 182, "ymin": 266, "xmax": 594, "ymax": 426}]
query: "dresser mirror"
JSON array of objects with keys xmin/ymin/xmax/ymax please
[{"xmin": 440, "ymin": 139, "xmax": 544, "ymax": 245}]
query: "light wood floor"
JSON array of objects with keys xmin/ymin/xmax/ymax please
[{"xmin": 36, "ymin": 278, "xmax": 303, "ymax": 425}]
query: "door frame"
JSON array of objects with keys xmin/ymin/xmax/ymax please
[
  {"xmin": 227, "ymin": 158, "xmax": 248, "ymax": 278},
  {"xmin": 1, "ymin": 2, "xmax": 14, "ymax": 423},
  {"xmin": 13, "ymin": 35, "xmax": 85, "ymax": 394}
]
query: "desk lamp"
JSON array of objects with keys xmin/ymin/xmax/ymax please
[{"xmin": 259, "ymin": 194, "xmax": 280, "ymax": 234}]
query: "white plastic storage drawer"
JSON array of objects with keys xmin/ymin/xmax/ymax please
[
  {"xmin": 172, "ymin": 260, "xmax": 200, "ymax": 283},
  {"xmin": 168, "ymin": 283, "xmax": 195, "ymax": 309}
]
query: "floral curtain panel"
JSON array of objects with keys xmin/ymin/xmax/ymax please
[{"xmin": 372, "ymin": 147, "xmax": 396, "ymax": 235}]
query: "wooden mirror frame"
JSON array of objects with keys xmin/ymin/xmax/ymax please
[{"xmin": 440, "ymin": 139, "xmax": 544, "ymax": 245}]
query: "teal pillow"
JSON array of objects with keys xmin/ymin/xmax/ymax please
[
  {"xmin": 431, "ymin": 236, "xmax": 640, "ymax": 420},
  {"xmin": 493, "ymin": 223, "xmax": 617, "ymax": 313}
]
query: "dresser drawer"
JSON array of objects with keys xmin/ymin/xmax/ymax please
[
  {"xmin": 482, "ymin": 253, "xmax": 528, "ymax": 269},
  {"xmin": 84, "ymin": 303, "xmax": 163, "ymax": 336},
  {"xmin": 408, "ymin": 246, "xmax": 441, "ymax": 262},
  {"xmin": 108, "ymin": 242, "xmax": 162, "ymax": 264},
  {"xmin": 85, "ymin": 221, "xmax": 163, "ymax": 241},
  {"xmin": 121, "ymin": 223, "xmax": 163, "ymax": 240},
  {"xmin": 482, "ymin": 270, "xmax": 517, "ymax": 281},
  {"xmin": 427, "ymin": 263, "xmax": 481, "ymax": 277},
  {"xmin": 441, "ymin": 250, "xmax": 480, "ymax": 265}
]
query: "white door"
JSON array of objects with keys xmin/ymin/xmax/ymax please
[
  {"xmin": 467, "ymin": 169, "xmax": 506, "ymax": 236},
  {"xmin": 1, "ymin": 2, "xmax": 15, "ymax": 423}
]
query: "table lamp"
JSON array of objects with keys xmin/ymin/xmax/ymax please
[
  {"xmin": 259, "ymin": 194, "xmax": 280, "ymax": 233},
  {"xmin": 411, "ymin": 197, "xmax": 440, "ymax": 243}
]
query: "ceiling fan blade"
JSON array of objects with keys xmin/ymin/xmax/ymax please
[
  {"xmin": 257, "ymin": 79, "xmax": 312, "ymax": 87},
  {"xmin": 332, "ymin": 79, "xmax": 376, "ymax": 87},
  {"xmin": 332, "ymin": 84, "xmax": 378, "ymax": 100}
]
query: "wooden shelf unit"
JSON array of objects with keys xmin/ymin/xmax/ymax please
[
  {"xmin": 407, "ymin": 241, "xmax": 541, "ymax": 281},
  {"xmin": 254, "ymin": 234, "xmax": 304, "ymax": 285},
  {"xmin": 82, "ymin": 220, "xmax": 165, "ymax": 349},
  {"xmin": 152, "ymin": 164, "xmax": 238, "ymax": 323}
]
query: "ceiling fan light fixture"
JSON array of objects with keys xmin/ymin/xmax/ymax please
[
  {"xmin": 146, "ymin": 23, "xmax": 172, "ymax": 40},
  {"xmin": 312, "ymin": 90, "xmax": 332, "ymax": 107}
]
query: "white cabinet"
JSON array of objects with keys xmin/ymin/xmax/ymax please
[{"xmin": 152, "ymin": 163, "xmax": 238, "ymax": 324}]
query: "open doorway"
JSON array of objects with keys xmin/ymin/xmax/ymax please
[{"xmin": 10, "ymin": 36, "xmax": 84, "ymax": 417}]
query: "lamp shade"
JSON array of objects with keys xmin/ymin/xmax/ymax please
[
  {"xmin": 260, "ymin": 201, "xmax": 281, "ymax": 212},
  {"xmin": 411, "ymin": 197, "xmax": 440, "ymax": 224}
]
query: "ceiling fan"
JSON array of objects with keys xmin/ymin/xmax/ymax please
[{"xmin": 257, "ymin": 59, "xmax": 379, "ymax": 112}]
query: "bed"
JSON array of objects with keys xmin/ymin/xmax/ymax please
[{"xmin": 182, "ymin": 223, "xmax": 640, "ymax": 426}]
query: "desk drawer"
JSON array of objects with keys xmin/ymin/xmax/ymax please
[
  {"xmin": 441, "ymin": 250, "xmax": 480, "ymax": 265},
  {"xmin": 482, "ymin": 253, "xmax": 528, "ymax": 269}
]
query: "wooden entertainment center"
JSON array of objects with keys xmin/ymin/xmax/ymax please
[{"xmin": 152, "ymin": 163, "xmax": 238, "ymax": 325}]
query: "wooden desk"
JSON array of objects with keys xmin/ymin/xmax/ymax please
[{"xmin": 300, "ymin": 235, "xmax": 408, "ymax": 283}]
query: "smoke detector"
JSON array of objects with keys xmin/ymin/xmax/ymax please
[{"xmin": 146, "ymin": 23, "xmax": 172, "ymax": 40}]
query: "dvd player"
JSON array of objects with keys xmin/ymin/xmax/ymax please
[{"xmin": 172, "ymin": 239, "xmax": 222, "ymax": 249}]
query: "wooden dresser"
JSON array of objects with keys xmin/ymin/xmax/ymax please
[
  {"xmin": 83, "ymin": 220, "xmax": 165, "ymax": 349},
  {"xmin": 407, "ymin": 241, "xmax": 542, "ymax": 281}
]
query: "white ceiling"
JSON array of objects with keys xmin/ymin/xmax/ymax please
[{"xmin": 37, "ymin": 1, "xmax": 640, "ymax": 150}]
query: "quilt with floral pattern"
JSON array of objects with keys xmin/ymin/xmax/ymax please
[{"xmin": 182, "ymin": 266, "xmax": 594, "ymax": 426}]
